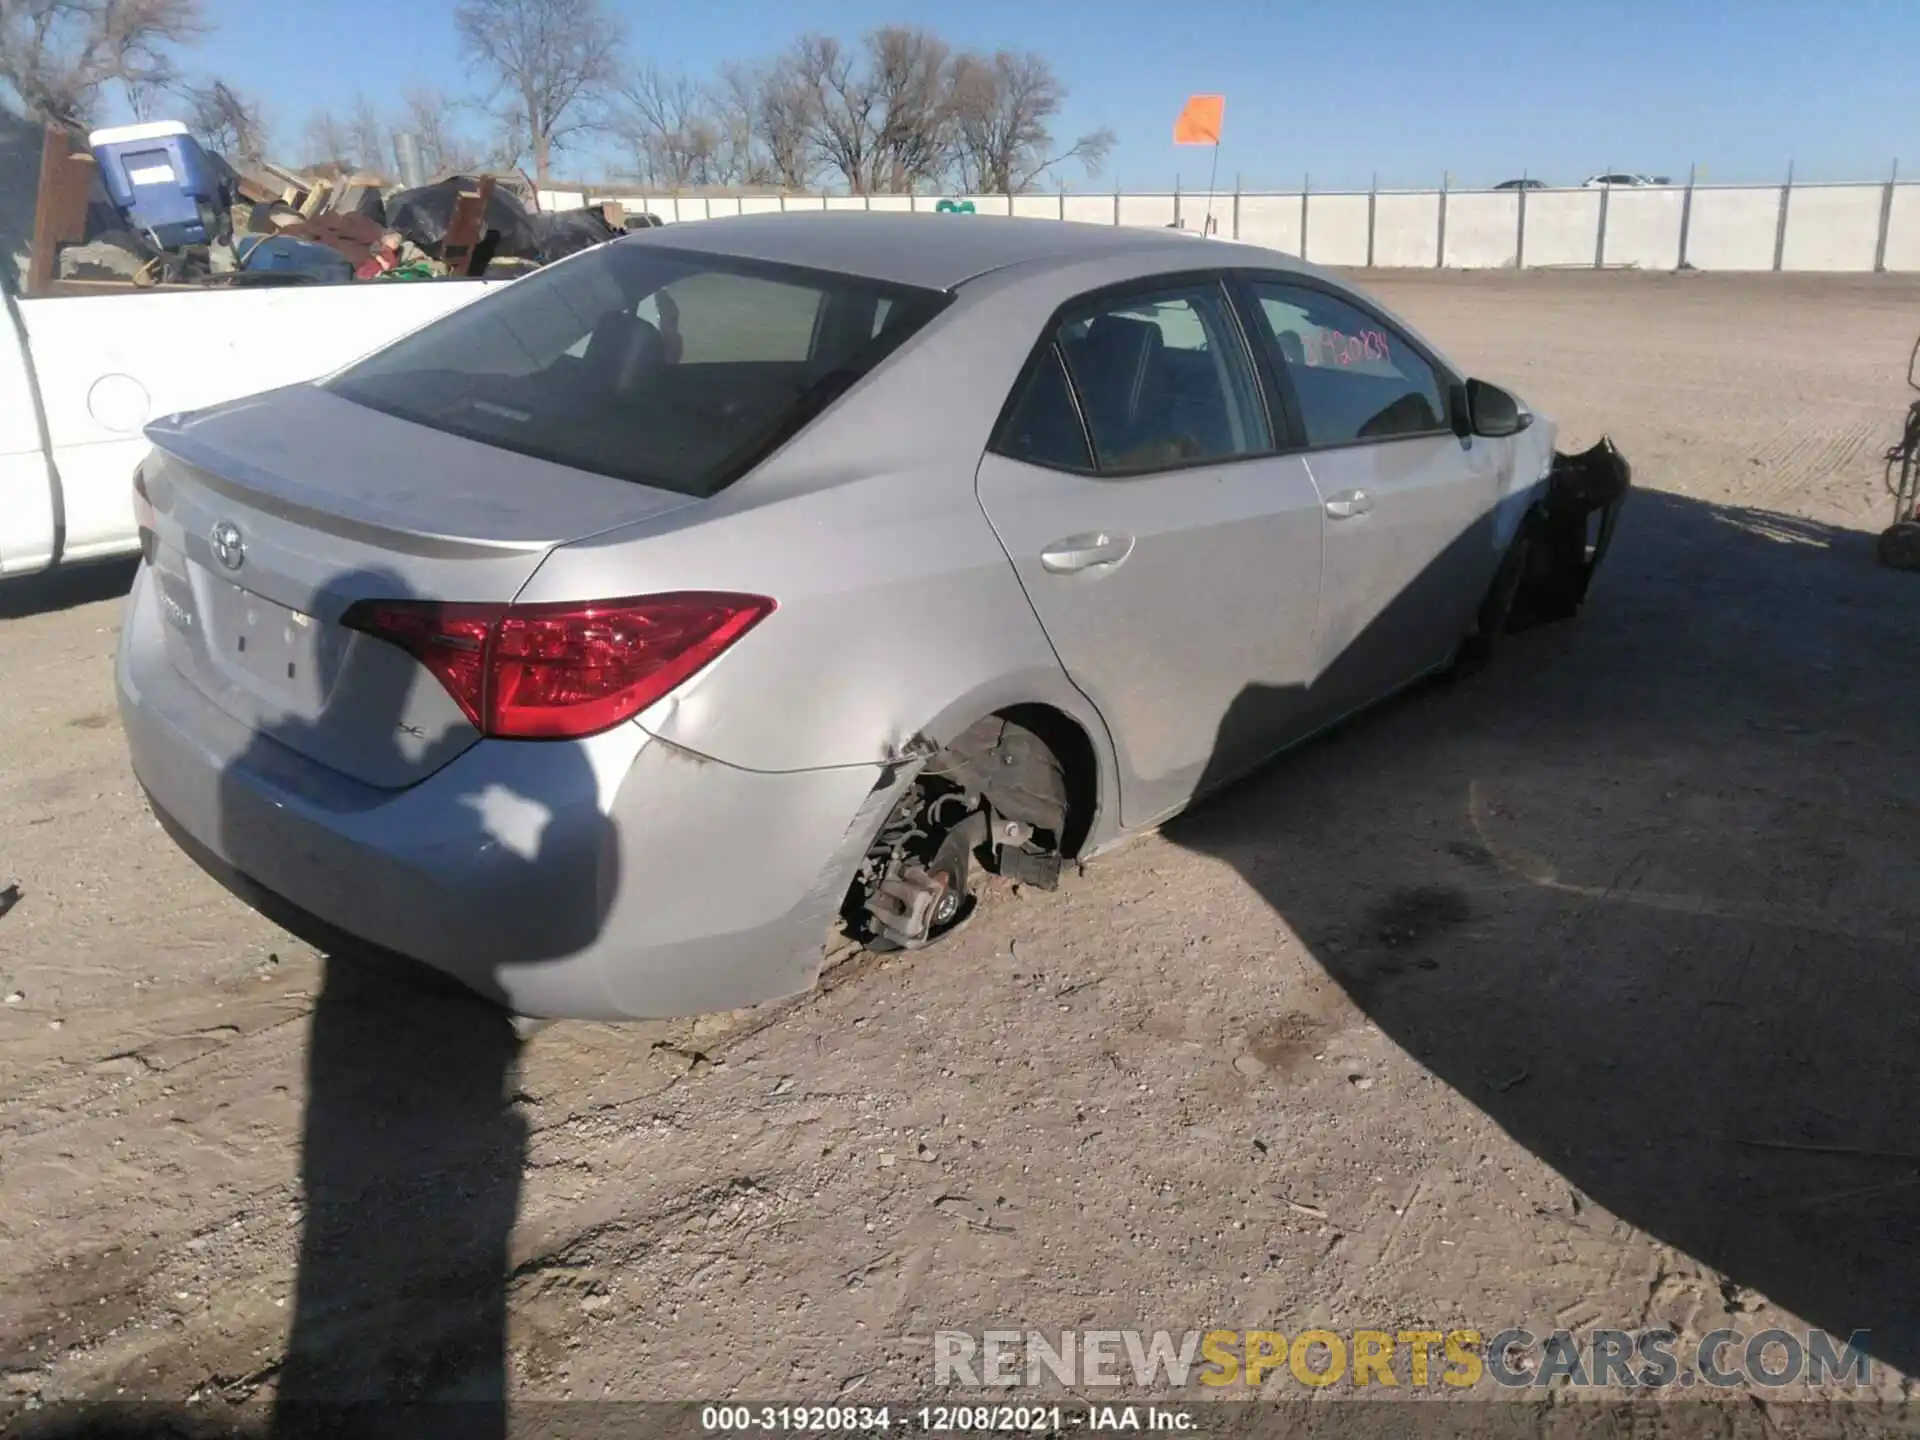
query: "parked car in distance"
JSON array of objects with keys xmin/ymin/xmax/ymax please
[
  {"xmin": 1582, "ymin": 173, "xmax": 1667, "ymax": 188},
  {"xmin": 117, "ymin": 211, "xmax": 1631, "ymax": 1020},
  {"xmin": 1493, "ymin": 178, "xmax": 1550, "ymax": 190}
]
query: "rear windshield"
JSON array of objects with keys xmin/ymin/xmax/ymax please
[{"xmin": 325, "ymin": 243, "xmax": 947, "ymax": 497}]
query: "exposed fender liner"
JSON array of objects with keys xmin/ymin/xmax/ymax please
[
  {"xmin": 938, "ymin": 714, "xmax": 1071, "ymax": 839},
  {"xmin": 2, "ymin": 287, "xmax": 64, "ymax": 572},
  {"xmin": 1509, "ymin": 436, "xmax": 1632, "ymax": 631},
  {"xmin": 913, "ymin": 670, "xmax": 1123, "ymax": 857}
]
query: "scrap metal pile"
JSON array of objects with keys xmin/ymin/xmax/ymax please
[{"xmin": 32, "ymin": 119, "xmax": 640, "ymax": 295}]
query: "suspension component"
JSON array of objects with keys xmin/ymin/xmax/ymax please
[{"xmin": 846, "ymin": 717, "xmax": 1074, "ymax": 948}]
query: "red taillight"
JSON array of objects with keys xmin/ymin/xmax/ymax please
[{"xmin": 340, "ymin": 592, "xmax": 775, "ymax": 740}]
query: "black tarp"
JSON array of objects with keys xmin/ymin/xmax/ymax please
[
  {"xmin": 384, "ymin": 177, "xmax": 542, "ymax": 260},
  {"xmin": 533, "ymin": 207, "xmax": 619, "ymax": 262}
]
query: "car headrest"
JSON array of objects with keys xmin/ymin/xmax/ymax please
[
  {"xmin": 1276, "ymin": 329, "xmax": 1307, "ymax": 367},
  {"xmin": 583, "ymin": 311, "xmax": 665, "ymax": 391}
]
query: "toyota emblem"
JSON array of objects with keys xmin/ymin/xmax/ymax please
[{"xmin": 210, "ymin": 520, "xmax": 245, "ymax": 572}]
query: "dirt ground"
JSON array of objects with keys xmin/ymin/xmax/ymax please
[{"xmin": 4, "ymin": 270, "xmax": 1920, "ymax": 1427}]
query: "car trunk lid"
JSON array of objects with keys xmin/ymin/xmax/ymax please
[{"xmin": 140, "ymin": 384, "xmax": 697, "ymax": 789}]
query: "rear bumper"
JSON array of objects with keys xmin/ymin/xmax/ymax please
[{"xmin": 115, "ymin": 563, "xmax": 897, "ymax": 1019}]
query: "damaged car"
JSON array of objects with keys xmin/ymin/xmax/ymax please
[{"xmin": 115, "ymin": 212, "xmax": 1631, "ymax": 1019}]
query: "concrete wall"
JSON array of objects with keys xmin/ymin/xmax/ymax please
[
  {"xmin": 1237, "ymin": 193, "xmax": 1302, "ymax": 254},
  {"xmin": 1443, "ymin": 191, "xmax": 1519, "ymax": 268},
  {"xmin": 1372, "ymin": 192, "xmax": 1440, "ymax": 268},
  {"xmin": 1521, "ymin": 190, "xmax": 1601, "ymax": 268},
  {"xmin": 1779, "ymin": 185, "xmax": 1883, "ymax": 272},
  {"xmin": 1684, "ymin": 188, "xmax": 1781, "ymax": 271},
  {"xmin": 1117, "ymin": 193, "xmax": 1176, "ymax": 230},
  {"xmin": 1305, "ymin": 193, "xmax": 1369, "ymax": 266},
  {"xmin": 543, "ymin": 178, "xmax": 1920, "ymax": 275},
  {"xmin": 1602, "ymin": 187, "xmax": 1684, "ymax": 270},
  {"xmin": 1063, "ymin": 194, "xmax": 1114, "ymax": 227},
  {"xmin": 1886, "ymin": 186, "xmax": 1920, "ymax": 272}
]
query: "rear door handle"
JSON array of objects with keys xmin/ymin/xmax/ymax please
[
  {"xmin": 1040, "ymin": 532, "xmax": 1136, "ymax": 574},
  {"xmin": 1324, "ymin": 489, "xmax": 1374, "ymax": 519}
]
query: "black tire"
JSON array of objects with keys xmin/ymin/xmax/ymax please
[
  {"xmin": 1878, "ymin": 521, "xmax": 1920, "ymax": 571},
  {"xmin": 1452, "ymin": 522, "xmax": 1535, "ymax": 675}
]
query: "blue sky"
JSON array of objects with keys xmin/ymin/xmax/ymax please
[{"xmin": 150, "ymin": 0, "xmax": 1914, "ymax": 190}]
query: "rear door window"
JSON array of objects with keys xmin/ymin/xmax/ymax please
[
  {"xmin": 1246, "ymin": 281, "xmax": 1449, "ymax": 447},
  {"xmin": 1052, "ymin": 283, "xmax": 1270, "ymax": 474},
  {"xmin": 994, "ymin": 345, "xmax": 1094, "ymax": 473},
  {"xmin": 326, "ymin": 245, "xmax": 945, "ymax": 497}
]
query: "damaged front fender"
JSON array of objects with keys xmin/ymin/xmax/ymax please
[{"xmin": 1508, "ymin": 436, "xmax": 1633, "ymax": 631}]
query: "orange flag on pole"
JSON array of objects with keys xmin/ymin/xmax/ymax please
[{"xmin": 1173, "ymin": 94, "xmax": 1225, "ymax": 146}]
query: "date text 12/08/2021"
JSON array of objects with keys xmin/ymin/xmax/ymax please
[{"xmin": 700, "ymin": 1405, "xmax": 1198, "ymax": 1432}]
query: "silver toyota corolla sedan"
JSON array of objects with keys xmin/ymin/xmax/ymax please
[{"xmin": 117, "ymin": 212, "xmax": 1630, "ymax": 1019}]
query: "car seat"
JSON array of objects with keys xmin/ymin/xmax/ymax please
[{"xmin": 1070, "ymin": 315, "xmax": 1169, "ymax": 459}]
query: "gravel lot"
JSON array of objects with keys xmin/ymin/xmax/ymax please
[{"xmin": 3, "ymin": 269, "xmax": 1919, "ymax": 1427}]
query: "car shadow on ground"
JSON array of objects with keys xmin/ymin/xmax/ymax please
[
  {"xmin": 12, "ymin": 565, "xmax": 620, "ymax": 1440},
  {"xmin": 1165, "ymin": 487, "xmax": 1920, "ymax": 1378},
  {"xmin": 236, "ymin": 569, "xmax": 616, "ymax": 1440},
  {"xmin": 0, "ymin": 557, "xmax": 138, "ymax": 619}
]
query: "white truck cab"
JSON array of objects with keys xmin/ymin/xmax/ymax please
[{"xmin": 0, "ymin": 270, "xmax": 501, "ymax": 578}]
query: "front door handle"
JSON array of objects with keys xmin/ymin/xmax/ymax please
[
  {"xmin": 1040, "ymin": 532, "xmax": 1137, "ymax": 574},
  {"xmin": 1324, "ymin": 489, "xmax": 1374, "ymax": 519}
]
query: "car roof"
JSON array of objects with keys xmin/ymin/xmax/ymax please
[{"xmin": 611, "ymin": 210, "xmax": 1303, "ymax": 292}]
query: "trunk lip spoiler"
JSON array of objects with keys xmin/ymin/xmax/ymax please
[
  {"xmin": 142, "ymin": 420, "xmax": 703, "ymax": 563},
  {"xmin": 145, "ymin": 430, "xmax": 545, "ymax": 561}
]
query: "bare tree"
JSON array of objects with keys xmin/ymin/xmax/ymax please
[
  {"xmin": 865, "ymin": 26, "xmax": 953, "ymax": 193},
  {"xmin": 346, "ymin": 91, "xmax": 386, "ymax": 174},
  {"xmin": 301, "ymin": 107, "xmax": 353, "ymax": 170},
  {"xmin": 453, "ymin": 0, "xmax": 621, "ymax": 185},
  {"xmin": 707, "ymin": 62, "xmax": 763, "ymax": 186},
  {"xmin": 789, "ymin": 34, "xmax": 871, "ymax": 192},
  {"xmin": 787, "ymin": 27, "xmax": 958, "ymax": 194},
  {"xmin": 751, "ymin": 58, "xmax": 814, "ymax": 190},
  {"xmin": 187, "ymin": 77, "xmax": 263, "ymax": 162},
  {"xmin": 398, "ymin": 85, "xmax": 482, "ymax": 177},
  {"xmin": 121, "ymin": 74, "xmax": 160, "ymax": 119},
  {"xmin": 617, "ymin": 65, "xmax": 717, "ymax": 188},
  {"xmin": 950, "ymin": 50, "xmax": 1112, "ymax": 194},
  {"xmin": 0, "ymin": 0, "xmax": 207, "ymax": 126}
]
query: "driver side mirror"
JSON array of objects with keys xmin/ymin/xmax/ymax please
[{"xmin": 1465, "ymin": 378, "xmax": 1531, "ymax": 438}]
